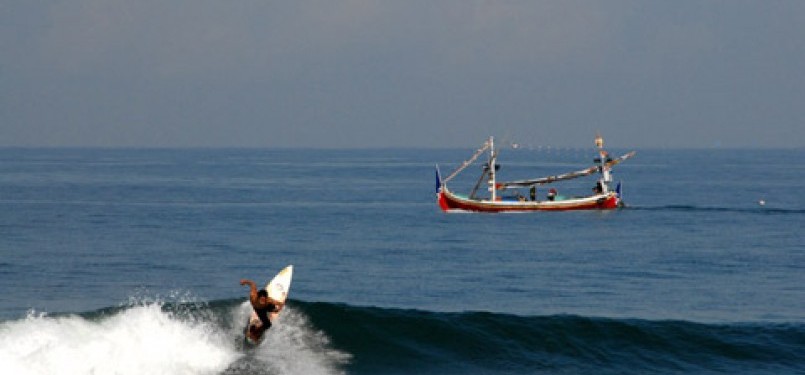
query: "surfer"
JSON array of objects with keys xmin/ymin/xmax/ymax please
[{"xmin": 240, "ymin": 279, "xmax": 285, "ymax": 341}]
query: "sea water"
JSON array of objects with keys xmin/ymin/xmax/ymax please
[{"xmin": 0, "ymin": 147, "xmax": 803, "ymax": 374}]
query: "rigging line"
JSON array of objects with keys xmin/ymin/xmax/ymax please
[{"xmin": 443, "ymin": 141, "xmax": 490, "ymax": 184}]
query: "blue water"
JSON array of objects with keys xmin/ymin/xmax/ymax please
[{"xmin": 1, "ymin": 147, "xmax": 803, "ymax": 374}]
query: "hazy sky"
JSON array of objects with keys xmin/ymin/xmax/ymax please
[{"xmin": 2, "ymin": 1, "xmax": 803, "ymax": 148}]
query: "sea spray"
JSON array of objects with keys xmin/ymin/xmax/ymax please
[
  {"xmin": 224, "ymin": 301, "xmax": 351, "ymax": 375},
  {"xmin": 0, "ymin": 302, "xmax": 240, "ymax": 375}
]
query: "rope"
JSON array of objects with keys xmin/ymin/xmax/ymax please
[{"xmin": 443, "ymin": 141, "xmax": 490, "ymax": 184}]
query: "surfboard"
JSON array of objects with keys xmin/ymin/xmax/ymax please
[{"xmin": 244, "ymin": 265, "xmax": 293, "ymax": 346}]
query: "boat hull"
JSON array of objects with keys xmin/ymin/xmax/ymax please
[{"xmin": 438, "ymin": 187, "xmax": 619, "ymax": 212}]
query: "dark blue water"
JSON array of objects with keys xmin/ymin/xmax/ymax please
[{"xmin": 1, "ymin": 147, "xmax": 803, "ymax": 374}]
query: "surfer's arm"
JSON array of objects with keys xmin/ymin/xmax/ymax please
[{"xmin": 240, "ymin": 279, "xmax": 259, "ymax": 303}]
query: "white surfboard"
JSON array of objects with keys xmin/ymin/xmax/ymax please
[
  {"xmin": 245, "ymin": 265, "xmax": 293, "ymax": 345},
  {"xmin": 263, "ymin": 264, "xmax": 292, "ymax": 320}
]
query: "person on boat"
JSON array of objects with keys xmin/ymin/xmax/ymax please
[
  {"xmin": 530, "ymin": 186, "xmax": 537, "ymax": 201},
  {"xmin": 547, "ymin": 188, "xmax": 557, "ymax": 201},
  {"xmin": 240, "ymin": 279, "xmax": 285, "ymax": 340},
  {"xmin": 593, "ymin": 181, "xmax": 604, "ymax": 194}
]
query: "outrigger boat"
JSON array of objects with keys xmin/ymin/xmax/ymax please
[{"xmin": 436, "ymin": 134, "xmax": 635, "ymax": 212}]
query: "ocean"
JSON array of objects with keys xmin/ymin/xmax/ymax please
[{"xmin": 0, "ymin": 147, "xmax": 803, "ymax": 375}]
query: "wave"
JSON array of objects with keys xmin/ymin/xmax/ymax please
[
  {"xmin": 295, "ymin": 302, "xmax": 805, "ymax": 375},
  {"xmin": 626, "ymin": 204, "xmax": 805, "ymax": 215},
  {"xmin": 2, "ymin": 299, "xmax": 803, "ymax": 375},
  {"xmin": 0, "ymin": 298, "xmax": 348, "ymax": 375}
]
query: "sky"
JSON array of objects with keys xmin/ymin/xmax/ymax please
[{"xmin": 1, "ymin": 1, "xmax": 804, "ymax": 149}]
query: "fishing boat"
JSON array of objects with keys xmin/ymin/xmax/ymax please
[{"xmin": 435, "ymin": 135, "xmax": 635, "ymax": 212}]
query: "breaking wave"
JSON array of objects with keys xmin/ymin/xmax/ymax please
[{"xmin": 2, "ymin": 298, "xmax": 803, "ymax": 375}]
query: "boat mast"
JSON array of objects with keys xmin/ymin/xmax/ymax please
[
  {"xmin": 488, "ymin": 136, "xmax": 496, "ymax": 201},
  {"xmin": 595, "ymin": 133, "xmax": 611, "ymax": 193}
]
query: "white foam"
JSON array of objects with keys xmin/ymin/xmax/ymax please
[
  {"xmin": 1, "ymin": 300, "xmax": 351, "ymax": 375},
  {"xmin": 229, "ymin": 301, "xmax": 351, "ymax": 375},
  {"xmin": 0, "ymin": 304, "xmax": 239, "ymax": 375}
]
